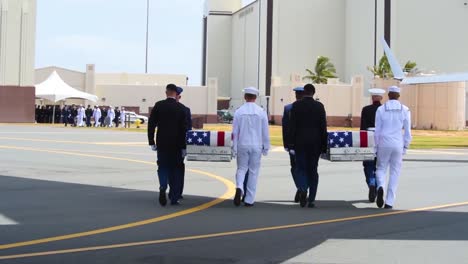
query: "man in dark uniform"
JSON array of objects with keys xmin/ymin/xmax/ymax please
[
  {"xmin": 71, "ymin": 104, "xmax": 78, "ymax": 127},
  {"xmin": 85, "ymin": 105, "xmax": 93, "ymax": 127},
  {"xmin": 173, "ymin": 86, "xmax": 192, "ymax": 201},
  {"xmin": 360, "ymin": 88, "xmax": 385, "ymax": 202},
  {"xmin": 55, "ymin": 105, "xmax": 62, "ymax": 123},
  {"xmin": 148, "ymin": 84, "xmax": 187, "ymax": 206},
  {"xmin": 100, "ymin": 107, "xmax": 107, "ymax": 127},
  {"xmin": 287, "ymin": 83, "xmax": 328, "ymax": 208},
  {"xmin": 114, "ymin": 107, "xmax": 121, "ymax": 128},
  {"xmin": 35, "ymin": 105, "xmax": 39, "ymax": 123},
  {"xmin": 282, "ymin": 86, "xmax": 304, "ymax": 203}
]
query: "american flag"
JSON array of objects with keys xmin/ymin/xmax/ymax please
[
  {"xmin": 328, "ymin": 131, "xmax": 374, "ymax": 148},
  {"xmin": 186, "ymin": 131, "xmax": 231, "ymax": 147}
]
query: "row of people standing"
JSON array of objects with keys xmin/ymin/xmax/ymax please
[
  {"xmin": 90, "ymin": 105, "xmax": 126, "ymax": 128},
  {"xmin": 35, "ymin": 105, "xmax": 61, "ymax": 124},
  {"xmin": 35, "ymin": 104, "xmax": 127, "ymax": 128}
]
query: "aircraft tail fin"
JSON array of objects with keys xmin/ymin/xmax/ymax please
[{"xmin": 380, "ymin": 37, "xmax": 405, "ymax": 80}]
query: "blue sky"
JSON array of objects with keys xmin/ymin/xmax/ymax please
[{"xmin": 36, "ymin": 0, "xmax": 254, "ymax": 85}]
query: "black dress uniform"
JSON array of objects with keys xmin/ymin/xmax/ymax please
[
  {"xmin": 287, "ymin": 84, "xmax": 328, "ymax": 208},
  {"xmin": 148, "ymin": 84, "xmax": 187, "ymax": 206},
  {"xmin": 360, "ymin": 88, "xmax": 385, "ymax": 202}
]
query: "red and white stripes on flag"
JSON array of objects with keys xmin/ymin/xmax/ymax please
[
  {"xmin": 209, "ymin": 131, "xmax": 232, "ymax": 147},
  {"xmin": 352, "ymin": 131, "xmax": 375, "ymax": 147}
]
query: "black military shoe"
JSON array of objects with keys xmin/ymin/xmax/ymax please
[
  {"xmin": 384, "ymin": 204, "xmax": 393, "ymax": 209},
  {"xmin": 368, "ymin": 185, "xmax": 377, "ymax": 202},
  {"xmin": 307, "ymin": 202, "xmax": 315, "ymax": 208},
  {"xmin": 376, "ymin": 187, "xmax": 384, "ymax": 208},
  {"xmin": 234, "ymin": 188, "xmax": 242, "ymax": 207},
  {"xmin": 159, "ymin": 190, "xmax": 167, "ymax": 206},
  {"xmin": 299, "ymin": 191, "xmax": 307, "ymax": 208},
  {"xmin": 294, "ymin": 190, "xmax": 300, "ymax": 203},
  {"xmin": 244, "ymin": 203, "xmax": 254, "ymax": 207}
]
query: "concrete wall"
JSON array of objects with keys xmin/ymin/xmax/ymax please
[
  {"xmin": 230, "ymin": 1, "xmax": 261, "ymax": 109},
  {"xmin": 35, "ymin": 67, "xmax": 86, "ymax": 89},
  {"xmin": 272, "ymin": 0, "xmax": 346, "ymax": 86},
  {"xmin": 95, "ymin": 73, "xmax": 187, "ymax": 86},
  {"xmin": 0, "ymin": 0, "xmax": 36, "ymax": 86},
  {"xmin": 271, "ymin": 76, "xmax": 365, "ymax": 127},
  {"xmin": 205, "ymin": 0, "xmax": 241, "ymax": 15},
  {"xmin": 95, "ymin": 83, "xmax": 217, "ymax": 117},
  {"xmin": 0, "ymin": 0, "xmax": 36, "ymax": 122},
  {"xmin": 391, "ymin": 0, "xmax": 468, "ymax": 74},
  {"xmin": 344, "ymin": 0, "xmax": 378, "ymax": 88},
  {"xmin": 373, "ymin": 78, "xmax": 466, "ymax": 130},
  {"xmin": 206, "ymin": 15, "xmax": 232, "ymax": 98}
]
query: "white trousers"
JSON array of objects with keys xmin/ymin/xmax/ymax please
[
  {"xmin": 235, "ymin": 146, "xmax": 262, "ymax": 204},
  {"xmin": 77, "ymin": 115, "xmax": 84, "ymax": 127},
  {"xmin": 376, "ymin": 146, "xmax": 403, "ymax": 206}
]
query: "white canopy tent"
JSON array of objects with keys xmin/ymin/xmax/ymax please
[
  {"xmin": 35, "ymin": 71, "xmax": 98, "ymax": 102},
  {"xmin": 35, "ymin": 71, "xmax": 98, "ymax": 124}
]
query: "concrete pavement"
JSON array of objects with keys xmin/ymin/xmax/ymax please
[{"xmin": 1, "ymin": 124, "xmax": 468, "ymax": 263}]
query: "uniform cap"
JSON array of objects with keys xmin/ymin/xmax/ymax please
[
  {"xmin": 243, "ymin": 87, "xmax": 259, "ymax": 95},
  {"xmin": 388, "ymin": 86, "xmax": 401, "ymax": 93},
  {"xmin": 293, "ymin": 86, "xmax": 304, "ymax": 92},
  {"xmin": 176, "ymin": 86, "xmax": 184, "ymax": 95},
  {"xmin": 368, "ymin": 88, "xmax": 385, "ymax": 96}
]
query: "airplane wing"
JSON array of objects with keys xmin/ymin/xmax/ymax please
[
  {"xmin": 380, "ymin": 37, "xmax": 405, "ymax": 80},
  {"xmin": 401, "ymin": 73, "xmax": 468, "ymax": 85}
]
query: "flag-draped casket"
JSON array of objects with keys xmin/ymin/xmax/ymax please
[
  {"xmin": 321, "ymin": 131, "xmax": 375, "ymax": 161},
  {"xmin": 186, "ymin": 130, "xmax": 232, "ymax": 162}
]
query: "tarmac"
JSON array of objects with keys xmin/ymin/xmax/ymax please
[{"xmin": 1, "ymin": 124, "xmax": 468, "ymax": 264}]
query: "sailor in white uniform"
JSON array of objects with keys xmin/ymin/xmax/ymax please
[
  {"xmin": 107, "ymin": 106, "xmax": 115, "ymax": 127},
  {"xmin": 232, "ymin": 87, "xmax": 270, "ymax": 207},
  {"xmin": 77, "ymin": 105, "xmax": 85, "ymax": 127},
  {"xmin": 374, "ymin": 86, "xmax": 412, "ymax": 209},
  {"xmin": 93, "ymin": 106, "xmax": 102, "ymax": 127}
]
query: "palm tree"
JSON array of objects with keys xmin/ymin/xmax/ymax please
[
  {"xmin": 303, "ymin": 56, "xmax": 337, "ymax": 84},
  {"xmin": 368, "ymin": 54, "xmax": 393, "ymax": 79},
  {"xmin": 368, "ymin": 55, "xmax": 419, "ymax": 78},
  {"xmin": 403, "ymin": 60, "xmax": 418, "ymax": 76}
]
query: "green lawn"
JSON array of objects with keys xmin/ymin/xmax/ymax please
[
  {"xmin": 203, "ymin": 124, "xmax": 468, "ymax": 150},
  {"xmin": 31, "ymin": 123, "xmax": 467, "ymax": 149}
]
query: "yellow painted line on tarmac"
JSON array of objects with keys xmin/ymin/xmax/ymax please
[
  {"xmin": 1, "ymin": 201, "xmax": 468, "ymax": 260},
  {"xmin": 0, "ymin": 145, "xmax": 236, "ymax": 250}
]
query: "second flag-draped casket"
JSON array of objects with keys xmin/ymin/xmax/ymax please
[
  {"xmin": 186, "ymin": 130, "xmax": 232, "ymax": 162},
  {"xmin": 321, "ymin": 131, "xmax": 375, "ymax": 161}
]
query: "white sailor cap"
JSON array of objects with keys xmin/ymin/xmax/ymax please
[
  {"xmin": 243, "ymin": 87, "xmax": 259, "ymax": 95},
  {"xmin": 368, "ymin": 88, "xmax": 385, "ymax": 96},
  {"xmin": 388, "ymin": 86, "xmax": 401, "ymax": 93}
]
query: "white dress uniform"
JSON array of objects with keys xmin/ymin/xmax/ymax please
[
  {"xmin": 77, "ymin": 106, "xmax": 85, "ymax": 127},
  {"xmin": 93, "ymin": 107, "xmax": 101, "ymax": 127},
  {"xmin": 374, "ymin": 86, "xmax": 412, "ymax": 207},
  {"xmin": 120, "ymin": 108, "xmax": 126, "ymax": 128},
  {"xmin": 232, "ymin": 87, "xmax": 270, "ymax": 205},
  {"xmin": 107, "ymin": 107, "xmax": 115, "ymax": 127}
]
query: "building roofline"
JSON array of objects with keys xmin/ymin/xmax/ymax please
[
  {"xmin": 232, "ymin": 0, "xmax": 258, "ymax": 15},
  {"xmin": 35, "ymin": 66, "xmax": 85, "ymax": 74}
]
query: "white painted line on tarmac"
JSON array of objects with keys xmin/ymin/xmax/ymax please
[{"xmin": 0, "ymin": 214, "xmax": 18, "ymax": 225}]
